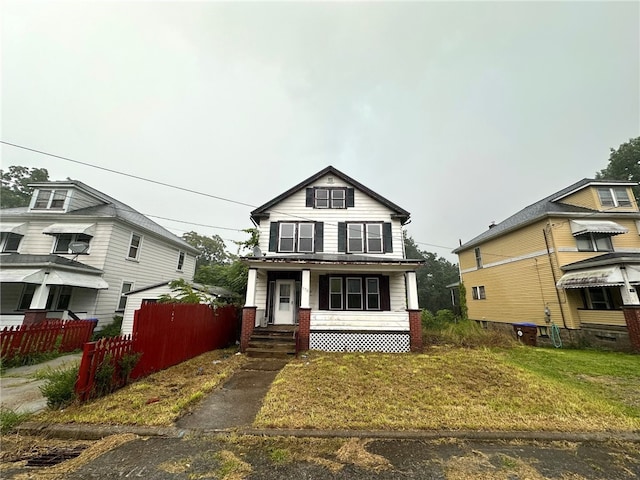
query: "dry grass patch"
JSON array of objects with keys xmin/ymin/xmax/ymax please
[
  {"xmin": 36, "ymin": 348, "xmax": 246, "ymax": 426},
  {"xmin": 255, "ymin": 349, "xmax": 639, "ymax": 432},
  {"xmin": 336, "ymin": 438, "xmax": 391, "ymax": 471},
  {"xmin": 214, "ymin": 450, "xmax": 252, "ymax": 480},
  {"xmin": 442, "ymin": 450, "xmax": 547, "ymax": 480}
]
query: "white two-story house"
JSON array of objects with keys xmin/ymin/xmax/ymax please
[
  {"xmin": 0, "ymin": 180, "xmax": 198, "ymax": 328},
  {"xmin": 240, "ymin": 166, "xmax": 424, "ymax": 353}
]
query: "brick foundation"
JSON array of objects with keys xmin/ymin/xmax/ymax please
[
  {"xmin": 297, "ymin": 308, "xmax": 311, "ymax": 352},
  {"xmin": 408, "ymin": 309, "xmax": 423, "ymax": 352},
  {"xmin": 240, "ymin": 307, "xmax": 257, "ymax": 353},
  {"xmin": 22, "ymin": 310, "xmax": 48, "ymax": 326},
  {"xmin": 622, "ymin": 307, "xmax": 640, "ymax": 352}
]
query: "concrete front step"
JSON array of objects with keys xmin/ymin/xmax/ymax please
[{"xmin": 246, "ymin": 348, "xmax": 296, "ymax": 359}]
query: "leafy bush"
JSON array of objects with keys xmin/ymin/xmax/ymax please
[
  {"xmin": 92, "ymin": 315, "xmax": 123, "ymax": 341},
  {"xmin": 118, "ymin": 352, "xmax": 142, "ymax": 384},
  {"xmin": 0, "ymin": 407, "xmax": 30, "ymax": 434},
  {"xmin": 435, "ymin": 309, "xmax": 457, "ymax": 324},
  {"xmin": 39, "ymin": 365, "xmax": 79, "ymax": 409},
  {"xmin": 94, "ymin": 355, "xmax": 116, "ymax": 398}
]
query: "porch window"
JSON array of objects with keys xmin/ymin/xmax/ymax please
[
  {"xmin": 576, "ymin": 233, "xmax": 613, "ymax": 252},
  {"xmin": 1, "ymin": 233, "xmax": 22, "ymax": 253},
  {"xmin": 582, "ymin": 287, "xmax": 621, "ymax": 310},
  {"xmin": 320, "ymin": 275, "xmax": 388, "ymax": 311},
  {"xmin": 346, "ymin": 278, "xmax": 363, "ymax": 310},
  {"xmin": 329, "ymin": 277, "xmax": 343, "ymax": 310},
  {"xmin": 53, "ymin": 233, "xmax": 92, "ymax": 254},
  {"xmin": 597, "ymin": 187, "xmax": 632, "ymax": 207},
  {"xmin": 46, "ymin": 286, "xmax": 73, "ymax": 310},
  {"xmin": 278, "ymin": 223, "xmax": 296, "ymax": 252},
  {"xmin": 18, "ymin": 284, "xmax": 36, "ymax": 310},
  {"xmin": 366, "ymin": 278, "xmax": 380, "ymax": 309}
]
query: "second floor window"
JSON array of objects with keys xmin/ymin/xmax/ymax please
[
  {"xmin": 597, "ymin": 187, "xmax": 632, "ymax": 208},
  {"xmin": 576, "ymin": 233, "xmax": 613, "ymax": 252},
  {"xmin": 1, "ymin": 233, "xmax": 22, "ymax": 253},
  {"xmin": 33, "ymin": 189, "xmax": 68, "ymax": 210},
  {"xmin": 474, "ymin": 247, "xmax": 483, "ymax": 269},
  {"xmin": 270, "ymin": 222, "xmax": 323, "ymax": 253},
  {"xmin": 177, "ymin": 251, "xmax": 185, "ymax": 271},
  {"xmin": 53, "ymin": 233, "xmax": 91, "ymax": 254},
  {"xmin": 338, "ymin": 222, "xmax": 393, "ymax": 254},
  {"xmin": 128, "ymin": 234, "xmax": 142, "ymax": 259}
]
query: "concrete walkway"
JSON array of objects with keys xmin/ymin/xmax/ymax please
[
  {"xmin": 176, "ymin": 357, "xmax": 288, "ymax": 431},
  {"xmin": 1, "ymin": 353, "xmax": 82, "ymax": 414}
]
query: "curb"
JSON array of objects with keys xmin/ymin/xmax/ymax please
[{"xmin": 17, "ymin": 422, "xmax": 640, "ymax": 443}]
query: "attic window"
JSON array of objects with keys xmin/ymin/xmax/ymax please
[
  {"xmin": 597, "ymin": 187, "xmax": 632, "ymax": 207},
  {"xmin": 33, "ymin": 189, "xmax": 69, "ymax": 210},
  {"xmin": 307, "ymin": 187, "xmax": 353, "ymax": 209}
]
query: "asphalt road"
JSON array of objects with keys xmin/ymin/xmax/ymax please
[{"xmin": 3, "ymin": 435, "xmax": 635, "ymax": 480}]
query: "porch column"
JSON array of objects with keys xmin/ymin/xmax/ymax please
[
  {"xmin": 408, "ymin": 309, "xmax": 423, "ymax": 352},
  {"xmin": 245, "ymin": 268, "xmax": 257, "ymax": 307},
  {"xmin": 622, "ymin": 307, "xmax": 640, "ymax": 352},
  {"xmin": 300, "ymin": 269, "xmax": 311, "ymax": 309},
  {"xmin": 406, "ymin": 271, "xmax": 419, "ymax": 310},
  {"xmin": 619, "ymin": 266, "xmax": 640, "ymax": 305}
]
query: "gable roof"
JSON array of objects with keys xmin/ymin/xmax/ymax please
[
  {"xmin": 1, "ymin": 180, "xmax": 198, "ymax": 254},
  {"xmin": 453, "ymin": 178, "xmax": 639, "ymax": 253},
  {"xmin": 250, "ymin": 166, "xmax": 411, "ymax": 224},
  {"xmin": 124, "ymin": 280, "xmax": 237, "ymax": 298}
]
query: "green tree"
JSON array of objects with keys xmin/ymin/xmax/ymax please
[
  {"xmin": 195, "ymin": 260, "xmax": 248, "ymax": 299},
  {"xmin": 596, "ymin": 137, "xmax": 640, "ymax": 196},
  {"xmin": 0, "ymin": 165, "xmax": 49, "ymax": 208},
  {"xmin": 158, "ymin": 279, "xmax": 210, "ymax": 304},
  {"xmin": 182, "ymin": 231, "xmax": 229, "ymax": 268},
  {"xmin": 404, "ymin": 235, "xmax": 460, "ymax": 314}
]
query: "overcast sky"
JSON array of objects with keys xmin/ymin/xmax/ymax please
[{"xmin": 2, "ymin": 1, "xmax": 638, "ymax": 262}]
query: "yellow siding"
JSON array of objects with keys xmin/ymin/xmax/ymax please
[
  {"xmin": 558, "ymin": 188, "xmax": 599, "ymax": 210},
  {"xmin": 577, "ymin": 309, "xmax": 626, "ymax": 327},
  {"xmin": 463, "ymin": 253, "xmax": 571, "ymax": 327}
]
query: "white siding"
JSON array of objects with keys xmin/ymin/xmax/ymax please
[
  {"xmin": 311, "ymin": 311, "xmax": 409, "ymax": 331},
  {"xmin": 256, "ymin": 174, "xmax": 405, "ymax": 259}
]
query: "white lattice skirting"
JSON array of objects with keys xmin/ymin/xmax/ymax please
[{"xmin": 309, "ymin": 331, "xmax": 410, "ymax": 353}]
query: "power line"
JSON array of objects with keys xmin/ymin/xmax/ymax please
[{"xmin": 0, "ymin": 140, "xmax": 459, "ymax": 253}]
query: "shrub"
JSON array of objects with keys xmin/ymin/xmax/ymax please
[
  {"xmin": 92, "ymin": 315, "xmax": 123, "ymax": 340},
  {"xmin": 424, "ymin": 318, "xmax": 516, "ymax": 349},
  {"xmin": 93, "ymin": 355, "xmax": 116, "ymax": 398},
  {"xmin": 118, "ymin": 352, "xmax": 142, "ymax": 384},
  {"xmin": 435, "ymin": 309, "xmax": 457, "ymax": 324},
  {"xmin": 39, "ymin": 365, "xmax": 79, "ymax": 409},
  {"xmin": 0, "ymin": 407, "xmax": 30, "ymax": 434}
]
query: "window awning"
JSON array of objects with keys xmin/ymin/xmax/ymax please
[
  {"xmin": 570, "ymin": 220, "xmax": 628, "ymax": 236},
  {"xmin": 0, "ymin": 268, "xmax": 108, "ymax": 289},
  {"xmin": 556, "ymin": 266, "xmax": 625, "ymax": 289},
  {"xmin": 0, "ymin": 223, "xmax": 27, "ymax": 235},
  {"xmin": 42, "ymin": 223, "xmax": 96, "ymax": 236}
]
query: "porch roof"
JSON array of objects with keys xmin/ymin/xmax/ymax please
[
  {"xmin": 561, "ymin": 252, "xmax": 640, "ymax": 271},
  {"xmin": 556, "ymin": 266, "xmax": 626, "ymax": 289},
  {"xmin": 243, "ymin": 253, "xmax": 424, "ymax": 269},
  {"xmin": 0, "ymin": 267, "xmax": 108, "ymax": 289}
]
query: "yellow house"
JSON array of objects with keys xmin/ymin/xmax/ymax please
[{"xmin": 453, "ymin": 178, "xmax": 640, "ymax": 351}]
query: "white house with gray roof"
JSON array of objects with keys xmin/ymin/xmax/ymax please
[{"xmin": 0, "ymin": 180, "xmax": 198, "ymax": 328}]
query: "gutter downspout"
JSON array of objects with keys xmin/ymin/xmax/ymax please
[{"xmin": 543, "ymin": 226, "xmax": 568, "ymax": 329}]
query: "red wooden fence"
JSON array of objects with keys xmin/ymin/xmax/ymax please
[
  {"xmin": 130, "ymin": 303, "xmax": 239, "ymax": 378},
  {"xmin": 0, "ymin": 319, "xmax": 97, "ymax": 361},
  {"xmin": 74, "ymin": 303, "xmax": 239, "ymax": 401},
  {"xmin": 75, "ymin": 335, "xmax": 135, "ymax": 402}
]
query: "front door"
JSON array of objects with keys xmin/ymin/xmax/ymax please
[{"xmin": 273, "ymin": 280, "xmax": 295, "ymax": 325}]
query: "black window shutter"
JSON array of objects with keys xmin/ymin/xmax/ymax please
[
  {"xmin": 315, "ymin": 222, "xmax": 324, "ymax": 252},
  {"xmin": 383, "ymin": 222, "xmax": 393, "ymax": 253},
  {"xmin": 268, "ymin": 222, "xmax": 278, "ymax": 252},
  {"xmin": 306, "ymin": 188, "xmax": 314, "ymax": 207},
  {"xmin": 346, "ymin": 188, "xmax": 355, "ymax": 207},
  {"xmin": 380, "ymin": 276, "xmax": 391, "ymax": 311},
  {"xmin": 338, "ymin": 222, "xmax": 347, "ymax": 252},
  {"xmin": 318, "ymin": 275, "xmax": 329, "ymax": 310}
]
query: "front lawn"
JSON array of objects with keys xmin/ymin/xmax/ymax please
[{"xmin": 254, "ymin": 347, "xmax": 640, "ymax": 432}]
